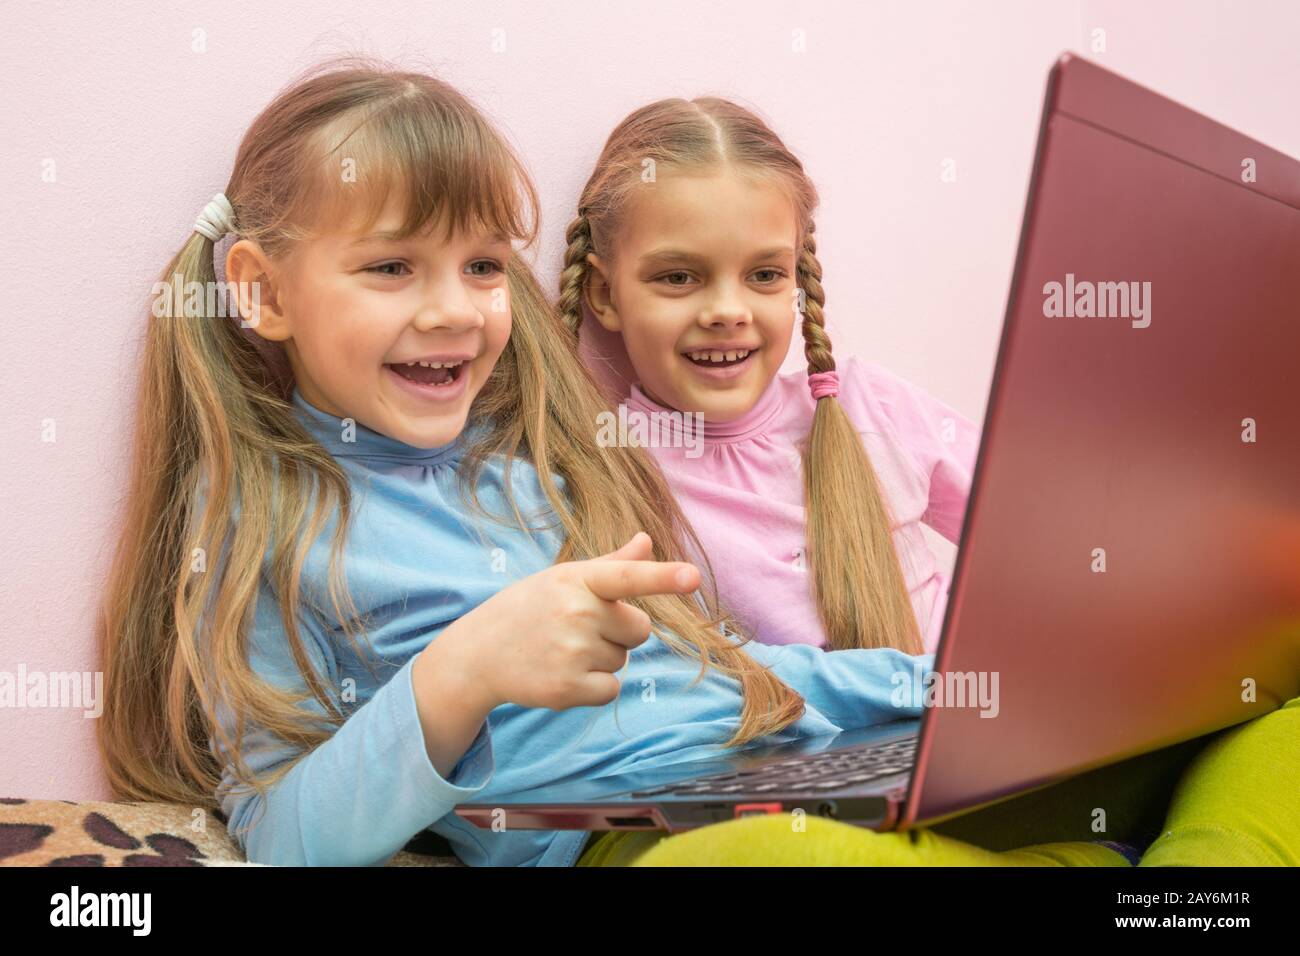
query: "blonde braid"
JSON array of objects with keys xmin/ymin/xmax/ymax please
[
  {"xmin": 796, "ymin": 221, "xmax": 834, "ymax": 375},
  {"xmin": 797, "ymin": 219, "xmax": 926, "ymax": 653},
  {"xmin": 558, "ymin": 210, "xmax": 595, "ymax": 338}
]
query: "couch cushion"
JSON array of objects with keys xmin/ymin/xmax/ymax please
[{"xmin": 0, "ymin": 798, "xmax": 463, "ymax": 866}]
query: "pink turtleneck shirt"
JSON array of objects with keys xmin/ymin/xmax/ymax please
[{"xmin": 623, "ymin": 356, "xmax": 982, "ymax": 653}]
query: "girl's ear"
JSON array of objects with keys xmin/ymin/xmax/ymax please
[
  {"xmin": 225, "ymin": 239, "xmax": 290, "ymax": 341},
  {"xmin": 583, "ymin": 252, "xmax": 622, "ymax": 332}
]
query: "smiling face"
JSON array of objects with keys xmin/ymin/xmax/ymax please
[
  {"xmin": 234, "ymin": 192, "xmax": 514, "ymax": 449},
  {"xmin": 584, "ymin": 168, "xmax": 801, "ymax": 422}
]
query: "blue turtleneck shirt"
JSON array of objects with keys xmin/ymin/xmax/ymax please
[{"xmin": 208, "ymin": 389, "xmax": 935, "ymax": 866}]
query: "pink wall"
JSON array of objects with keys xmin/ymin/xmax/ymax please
[{"xmin": 2, "ymin": 1, "xmax": 1297, "ymax": 800}]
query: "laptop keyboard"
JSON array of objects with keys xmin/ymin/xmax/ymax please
[{"xmin": 628, "ymin": 735, "xmax": 917, "ymax": 798}]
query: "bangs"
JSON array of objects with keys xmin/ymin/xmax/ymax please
[{"xmin": 291, "ymin": 93, "xmax": 538, "ymax": 246}]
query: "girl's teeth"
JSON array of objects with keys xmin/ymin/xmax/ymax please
[
  {"xmin": 404, "ymin": 360, "xmax": 464, "ymax": 369},
  {"xmin": 687, "ymin": 349, "xmax": 750, "ymax": 363}
]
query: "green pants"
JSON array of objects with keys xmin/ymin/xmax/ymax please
[{"xmin": 578, "ymin": 694, "xmax": 1300, "ymax": 866}]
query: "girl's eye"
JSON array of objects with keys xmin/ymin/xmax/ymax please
[
  {"xmin": 751, "ymin": 268, "xmax": 786, "ymax": 284},
  {"xmin": 658, "ymin": 271, "xmax": 695, "ymax": 287},
  {"xmin": 366, "ymin": 261, "xmax": 410, "ymax": 277},
  {"xmin": 466, "ymin": 260, "xmax": 503, "ymax": 278}
]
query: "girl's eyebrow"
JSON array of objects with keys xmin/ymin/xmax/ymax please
[
  {"xmin": 350, "ymin": 230, "xmax": 404, "ymax": 246},
  {"xmin": 640, "ymin": 248, "xmax": 704, "ymax": 265},
  {"xmin": 641, "ymin": 245, "xmax": 795, "ymax": 264},
  {"xmin": 350, "ymin": 230, "xmax": 514, "ymax": 247}
]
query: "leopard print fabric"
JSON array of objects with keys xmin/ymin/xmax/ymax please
[{"xmin": 0, "ymin": 798, "xmax": 463, "ymax": 867}]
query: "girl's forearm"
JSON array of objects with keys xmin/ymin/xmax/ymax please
[{"xmin": 410, "ymin": 628, "xmax": 498, "ymax": 779}]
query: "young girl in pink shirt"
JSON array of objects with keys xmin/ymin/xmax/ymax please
[
  {"xmin": 559, "ymin": 97, "xmax": 978, "ymax": 656},
  {"xmin": 558, "ymin": 95, "xmax": 1300, "ymax": 869}
]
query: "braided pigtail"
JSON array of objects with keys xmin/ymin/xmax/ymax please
[
  {"xmin": 558, "ymin": 210, "xmax": 596, "ymax": 339},
  {"xmin": 798, "ymin": 221, "xmax": 925, "ymax": 653}
]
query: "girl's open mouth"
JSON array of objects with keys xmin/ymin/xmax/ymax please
[
  {"xmin": 681, "ymin": 346, "xmax": 760, "ymax": 380},
  {"xmin": 384, "ymin": 359, "xmax": 470, "ymax": 402}
]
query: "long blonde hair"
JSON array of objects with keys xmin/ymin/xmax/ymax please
[
  {"xmin": 96, "ymin": 62, "xmax": 805, "ymax": 812},
  {"xmin": 559, "ymin": 97, "xmax": 924, "ymax": 654}
]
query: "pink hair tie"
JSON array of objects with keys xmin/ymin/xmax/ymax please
[{"xmin": 807, "ymin": 370, "xmax": 840, "ymax": 400}]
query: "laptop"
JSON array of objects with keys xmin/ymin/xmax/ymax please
[{"xmin": 454, "ymin": 52, "xmax": 1300, "ymax": 835}]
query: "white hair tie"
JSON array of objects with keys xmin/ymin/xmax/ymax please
[{"xmin": 194, "ymin": 192, "xmax": 235, "ymax": 242}]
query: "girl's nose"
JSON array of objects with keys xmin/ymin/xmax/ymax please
[
  {"xmin": 698, "ymin": 296, "xmax": 752, "ymax": 329},
  {"xmin": 691, "ymin": 280, "xmax": 754, "ymax": 329},
  {"xmin": 412, "ymin": 277, "xmax": 486, "ymax": 332}
]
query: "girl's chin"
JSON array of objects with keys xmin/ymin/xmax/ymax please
[
  {"xmin": 671, "ymin": 385, "xmax": 763, "ymax": 422},
  {"xmin": 698, "ymin": 400, "xmax": 758, "ymax": 423},
  {"xmin": 388, "ymin": 416, "xmax": 468, "ymax": 449}
]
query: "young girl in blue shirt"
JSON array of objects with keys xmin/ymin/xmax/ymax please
[
  {"xmin": 96, "ymin": 62, "xmax": 1298, "ymax": 867},
  {"xmin": 94, "ymin": 60, "xmax": 935, "ymax": 867}
]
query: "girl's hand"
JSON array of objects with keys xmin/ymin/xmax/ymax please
[{"xmin": 431, "ymin": 533, "xmax": 701, "ymax": 714}]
